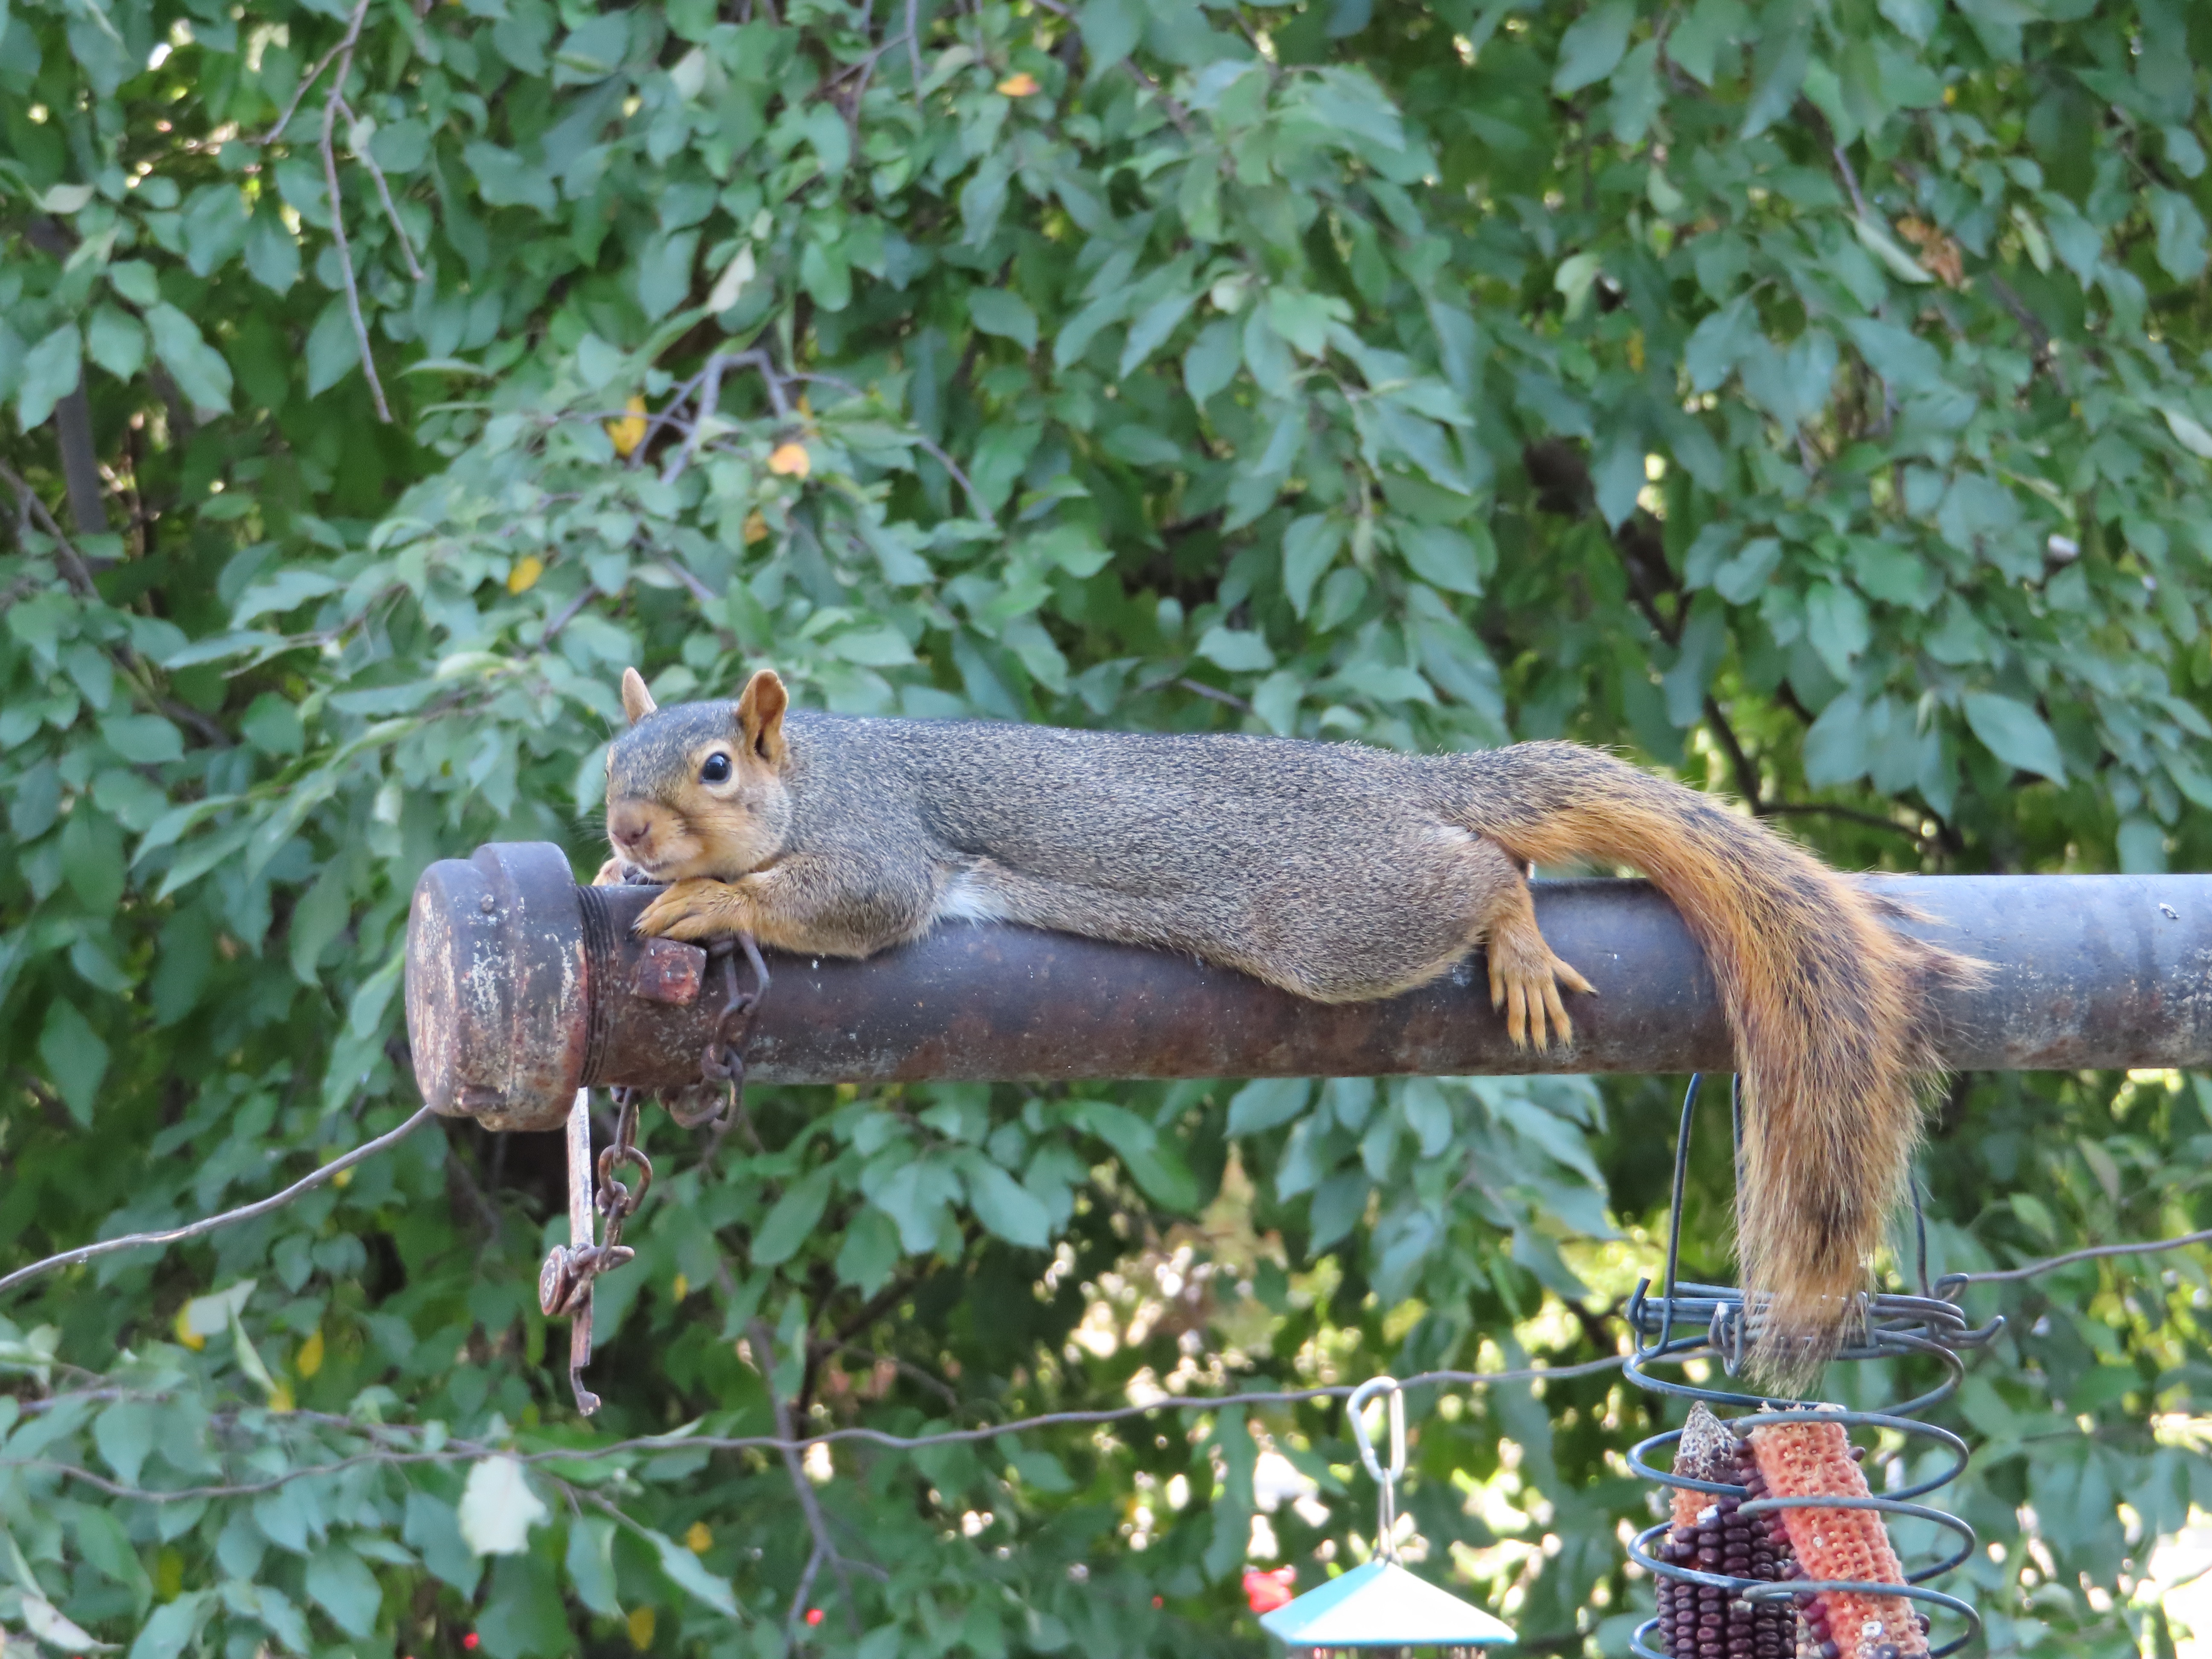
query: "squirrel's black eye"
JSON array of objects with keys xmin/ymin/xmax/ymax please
[{"xmin": 700, "ymin": 752, "xmax": 733, "ymax": 785}]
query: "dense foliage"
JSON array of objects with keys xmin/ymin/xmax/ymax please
[{"xmin": 6, "ymin": 0, "xmax": 2212, "ymax": 1655}]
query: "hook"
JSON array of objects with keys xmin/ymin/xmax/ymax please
[{"xmin": 1347, "ymin": 1375, "xmax": 1407, "ymax": 1562}]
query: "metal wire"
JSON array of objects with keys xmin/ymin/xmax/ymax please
[{"xmin": 1621, "ymin": 1074, "xmax": 2005, "ymax": 1659}]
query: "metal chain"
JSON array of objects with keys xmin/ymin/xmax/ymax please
[
  {"xmin": 669, "ymin": 932, "xmax": 771, "ymax": 1129},
  {"xmin": 539, "ymin": 929, "xmax": 770, "ymax": 1413}
]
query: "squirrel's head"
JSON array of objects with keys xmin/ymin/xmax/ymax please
[{"xmin": 603, "ymin": 667, "xmax": 794, "ymax": 881}]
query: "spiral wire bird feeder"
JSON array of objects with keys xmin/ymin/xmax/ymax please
[{"xmin": 1621, "ymin": 1076, "xmax": 2003, "ymax": 1659}]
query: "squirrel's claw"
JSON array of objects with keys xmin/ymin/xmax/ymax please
[
  {"xmin": 1487, "ymin": 933, "xmax": 1591, "ymax": 1052},
  {"xmin": 632, "ymin": 877, "xmax": 743, "ymax": 942}
]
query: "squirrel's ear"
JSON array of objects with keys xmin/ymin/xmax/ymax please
[
  {"xmin": 735, "ymin": 669, "xmax": 789, "ymax": 768},
  {"xmin": 620, "ymin": 667, "xmax": 658, "ymax": 726}
]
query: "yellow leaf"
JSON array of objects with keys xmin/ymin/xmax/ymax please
[
  {"xmin": 296, "ymin": 1326, "xmax": 325, "ymax": 1379},
  {"xmin": 742, "ymin": 510, "xmax": 768, "ymax": 545},
  {"xmin": 685, "ymin": 1522, "xmax": 712, "ymax": 1554},
  {"xmin": 174, "ymin": 1307, "xmax": 205, "ymax": 1352},
  {"xmin": 607, "ymin": 394, "xmax": 649, "ymax": 458},
  {"xmin": 507, "ymin": 556, "xmax": 545, "ymax": 595},
  {"xmin": 155, "ymin": 1547, "xmax": 185, "ymax": 1604},
  {"xmin": 332, "ymin": 1165, "xmax": 354, "ymax": 1189},
  {"xmin": 267, "ymin": 1379, "xmax": 294, "ymax": 1414},
  {"xmin": 627, "ymin": 1607, "xmax": 657, "ymax": 1650},
  {"xmin": 1625, "ymin": 329, "xmax": 1645, "ymax": 373},
  {"xmin": 997, "ymin": 71, "xmax": 1039, "ymax": 96},
  {"xmin": 670, "ymin": 1273, "xmax": 690, "ymax": 1303},
  {"xmin": 768, "ymin": 442, "xmax": 811, "ymax": 478}
]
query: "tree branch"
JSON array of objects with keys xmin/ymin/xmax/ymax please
[
  {"xmin": 1702, "ymin": 694, "xmax": 1765, "ymax": 812},
  {"xmin": 0, "ymin": 458, "xmax": 100, "ymax": 596},
  {"xmin": 317, "ymin": 0, "xmax": 390, "ymax": 422},
  {"xmin": 21, "ymin": 219, "xmax": 113, "ymax": 541},
  {"xmin": 749, "ymin": 1319, "xmax": 859, "ymax": 1633},
  {"xmin": 256, "ymin": 0, "xmax": 374, "ymax": 143},
  {"xmin": 337, "ymin": 95, "xmax": 426, "ymax": 283}
]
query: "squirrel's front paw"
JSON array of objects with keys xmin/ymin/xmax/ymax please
[
  {"xmin": 592, "ymin": 856, "xmax": 631, "ymax": 888},
  {"xmin": 633, "ymin": 878, "xmax": 744, "ymax": 942}
]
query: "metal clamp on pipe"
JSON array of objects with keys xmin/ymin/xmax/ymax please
[{"xmin": 402, "ymin": 841, "xmax": 2212, "ymax": 1132}]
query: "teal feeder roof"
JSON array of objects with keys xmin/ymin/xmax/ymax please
[{"xmin": 1257, "ymin": 1557, "xmax": 1516, "ymax": 1651}]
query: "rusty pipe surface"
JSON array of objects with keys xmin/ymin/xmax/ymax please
[{"xmin": 403, "ymin": 842, "xmax": 2212, "ymax": 1132}]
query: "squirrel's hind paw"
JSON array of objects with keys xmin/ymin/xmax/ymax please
[
  {"xmin": 1486, "ymin": 929, "xmax": 1593, "ymax": 1051},
  {"xmin": 632, "ymin": 877, "xmax": 745, "ymax": 942}
]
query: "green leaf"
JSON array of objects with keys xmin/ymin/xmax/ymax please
[
  {"xmin": 1552, "ymin": 0, "xmax": 1634, "ymax": 94},
  {"xmin": 834, "ymin": 1206, "xmax": 901, "ymax": 1294},
  {"xmin": 963, "ymin": 1158, "xmax": 1051, "ymax": 1248},
  {"xmin": 17, "ymin": 323, "xmax": 82, "ymax": 431},
  {"xmin": 180, "ymin": 183, "xmax": 251, "ymax": 277},
  {"xmin": 1195, "ymin": 625, "xmax": 1276, "ymax": 672},
  {"xmin": 1183, "ymin": 317, "xmax": 1241, "ymax": 404},
  {"xmin": 969, "ymin": 288, "xmax": 1039, "ymax": 352},
  {"xmin": 827, "ymin": 624, "xmax": 916, "ymax": 667},
  {"xmin": 21, "ymin": 1595, "xmax": 117, "ymax": 1655},
  {"xmin": 1854, "ymin": 214, "xmax": 1936, "ymax": 285},
  {"xmin": 638, "ymin": 230, "xmax": 702, "ymax": 319},
  {"xmin": 2150, "ymin": 187, "xmax": 2208, "ymax": 280},
  {"xmin": 101, "ymin": 713, "xmax": 183, "ymax": 764},
  {"xmin": 464, "ymin": 142, "xmax": 557, "ymax": 213},
  {"xmin": 145, "ymin": 303, "xmax": 233, "ymax": 415},
  {"xmin": 219, "ymin": 1581, "xmax": 311, "ymax": 1654},
  {"xmin": 93, "ymin": 1399, "xmax": 157, "ymax": 1487},
  {"xmin": 38, "ymin": 999, "xmax": 108, "ymax": 1125},
  {"xmin": 645, "ymin": 1526, "xmax": 739, "ymax": 1616},
  {"xmin": 1120, "ymin": 287, "xmax": 1198, "ymax": 378},
  {"xmin": 477, "ymin": 1556, "xmax": 570, "ymax": 1659},
  {"xmin": 241, "ymin": 209, "xmax": 300, "ymax": 296},
  {"xmin": 563, "ymin": 1518, "xmax": 622, "ymax": 1618},
  {"xmin": 107, "ymin": 261, "xmax": 161, "ymax": 306},
  {"xmin": 304, "ymin": 1542, "xmax": 382, "ymax": 1639},
  {"xmin": 1226, "ymin": 1078, "xmax": 1312, "ymax": 1137},
  {"xmin": 125, "ymin": 1593, "xmax": 210, "ymax": 1659},
  {"xmin": 1740, "ymin": 5, "xmax": 1813, "ymax": 137},
  {"xmin": 1801, "ymin": 694, "xmax": 1868, "ymax": 788},
  {"xmin": 69, "ymin": 1504, "xmax": 146, "ymax": 1589},
  {"xmin": 305, "ymin": 300, "xmax": 359, "ymax": 399},
  {"xmin": 1079, "ymin": 0, "xmax": 1142, "ymax": 73},
  {"xmin": 1281, "ymin": 515, "xmax": 1343, "ymax": 618},
  {"xmin": 751, "ymin": 1167, "xmax": 835, "ymax": 1266},
  {"xmin": 1683, "ymin": 295, "xmax": 1756, "ymax": 391},
  {"xmin": 402, "ymin": 1494, "xmax": 482, "ymax": 1598},
  {"xmin": 2160, "ymin": 405, "xmax": 2212, "ymax": 460},
  {"xmin": 84, "ymin": 306, "xmax": 146, "ymax": 382},
  {"xmin": 1804, "ymin": 580, "xmax": 1870, "ymax": 680},
  {"xmin": 1961, "ymin": 692, "xmax": 2066, "ymax": 783},
  {"xmin": 1844, "ymin": 317, "xmax": 1943, "ymax": 391}
]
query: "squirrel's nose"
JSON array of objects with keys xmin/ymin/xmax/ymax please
[{"xmin": 609, "ymin": 806, "xmax": 650, "ymax": 849}]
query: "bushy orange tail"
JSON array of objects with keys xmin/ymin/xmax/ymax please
[{"xmin": 1443, "ymin": 743, "xmax": 1976, "ymax": 1386}]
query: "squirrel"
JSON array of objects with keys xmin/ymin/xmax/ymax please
[{"xmin": 600, "ymin": 664, "xmax": 1976, "ymax": 1385}]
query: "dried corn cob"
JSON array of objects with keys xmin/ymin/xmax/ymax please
[
  {"xmin": 1657, "ymin": 1405, "xmax": 1797, "ymax": 1658},
  {"xmin": 1746, "ymin": 1416, "xmax": 1931, "ymax": 1659}
]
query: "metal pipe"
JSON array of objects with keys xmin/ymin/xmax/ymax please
[{"xmin": 402, "ymin": 841, "xmax": 2212, "ymax": 1132}]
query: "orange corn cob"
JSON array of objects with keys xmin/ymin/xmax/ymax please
[{"xmin": 1746, "ymin": 1417, "xmax": 1929, "ymax": 1659}]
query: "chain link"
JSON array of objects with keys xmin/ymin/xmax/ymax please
[{"xmin": 539, "ymin": 929, "xmax": 770, "ymax": 1413}]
